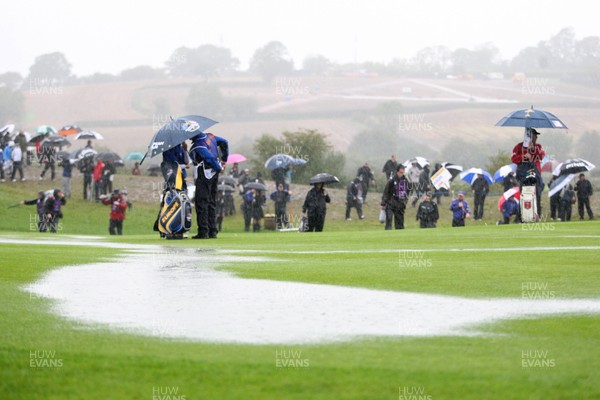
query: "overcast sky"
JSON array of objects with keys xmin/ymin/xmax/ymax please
[{"xmin": 2, "ymin": 0, "xmax": 599, "ymax": 76}]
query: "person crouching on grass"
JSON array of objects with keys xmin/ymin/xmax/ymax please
[
  {"xmin": 100, "ymin": 189, "xmax": 128, "ymax": 235},
  {"xmin": 450, "ymin": 191, "xmax": 471, "ymax": 227}
]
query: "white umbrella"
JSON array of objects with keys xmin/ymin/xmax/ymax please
[
  {"xmin": 493, "ymin": 164, "xmax": 516, "ymax": 183},
  {"xmin": 74, "ymin": 131, "xmax": 104, "ymax": 140},
  {"xmin": 459, "ymin": 168, "xmax": 493, "ymax": 184},
  {"xmin": 548, "ymin": 174, "xmax": 576, "ymax": 197},
  {"xmin": 403, "ymin": 156, "xmax": 429, "ymax": 169}
]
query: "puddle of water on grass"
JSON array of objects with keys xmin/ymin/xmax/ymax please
[{"xmin": 21, "ymin": 246, "xmax": 600, "ymax": 344}]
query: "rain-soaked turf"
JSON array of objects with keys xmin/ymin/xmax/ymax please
[{"xmin": 1, "ymin": 222, "xmax": 599, "ymax": 399}]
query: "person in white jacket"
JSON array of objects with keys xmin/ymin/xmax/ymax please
[{"xmin": 10, "ymin": 142, "xmax": 25, "ymax": 182}]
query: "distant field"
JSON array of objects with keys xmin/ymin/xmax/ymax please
[{"xmin": 20, "ymin": 76, "xmax": 600, "ymax": 164}]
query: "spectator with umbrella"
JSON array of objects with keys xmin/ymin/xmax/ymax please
[
  {"xmin": 496, "ymin": 188, "xmax": 520, "ymax": 225},
  {"xmin": 79, "ymin": 153, "xmax": 95, "ymax": 200},
  {"xmin": 381, "ymin": 164, "xmax": 412, "ymax": 230},
  {"xmin": 575, "ymin": 174, "xmax": 594, "ymax": 220},
  {"xmin": 559, "ymin": 184, "xmax": 576, "ymax": 222},
  {"xmin": 241, "ymin": 182, "xmax": 266, "ymax": 232},
  {"xmin": 302, "ymin": 173, "xmax": 336, "ymax": 232},
  {"xmin": 548, "ymin": 175, "xmax": 562, "ymax": 221},
  {"xmin": 270, "ymin": 183, "xmax": 292, "ymax": 229}
]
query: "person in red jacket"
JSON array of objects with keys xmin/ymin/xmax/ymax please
[
  {"xmin": 511, "ymin": 128, "xmax": 546, "ymax": 216},
  {"xmin": 101, "ymin": 189, "xmax": 128, "ymax": 235},
  {"xmin": 93, "ymin": 160, "xmax": 105, "ymax": 201}
]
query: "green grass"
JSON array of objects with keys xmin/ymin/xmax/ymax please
[{"xmin": 1, "ymin": 173, "xmax": 599, "ymax": 399}]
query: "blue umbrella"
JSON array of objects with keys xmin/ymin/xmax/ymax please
[
  {"xmin": 460, "ymin": 168, "xmax": 493, "ymax": 185},
  {"xmin": 36, "ymin": 125, "xmax": 57, "ymax": 135},
  {"xmin": 144, "ymin": 115, "xmax": 218, "ymax": 161},
  {"xmin": 495, "ymin": 107, "xmax": 568, "ymax": 129},
  {"xmin": 493, "ymin": 164, "xmax": 516, "ymax": 183},
  {"xmin": 264, "ymin": 153, "xmax": 307, "ymax": 170}
]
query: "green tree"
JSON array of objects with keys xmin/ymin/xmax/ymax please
[
  {"xmin": 0, "ymin": 72, "xmax": 23, "ymax": 90},
  {"xmin": 252, "ymin": 129, "xmax": 345, "ymax": 184},
  {"xmin": 120, "ymin": 65, "xmax": 165, "ymax": 81},
  {"xmin": 485, "ymin": 150, "xmax": 512, "ymax": 189},
  {"xmin": 302, "ymin": 54, "xmax": 331, "ymax": 75},
  {"xmin": 27, "ymin": 52, "xmax": 72, "ymax": 84},
  {"xmin": 185, "ymin": 83, "xmax": 223, "ymax": 118},
  {"xmin": 250, "ymin": 41, "xmax": 294, "ymax": 83},
  {"xmin": 185, "ymin": 83, "xmax": 257, "ymax": 121}
]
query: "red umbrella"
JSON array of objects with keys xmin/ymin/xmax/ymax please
[
  {"xmin": 498, "ymin": 187, "xmax": 520, "ymax": 211},
  {"xmin": 227, "ymin": 153, "xmax": 247, "ymax": 163}
]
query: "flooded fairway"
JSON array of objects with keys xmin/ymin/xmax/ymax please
[{"xmin": 19, "ymin": 242, "xmax": 600, "ymax": 344}]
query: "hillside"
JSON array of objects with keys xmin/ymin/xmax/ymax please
[{"xmin": 18, "ymin": 75, "xmax": 600, "ymax": 172}]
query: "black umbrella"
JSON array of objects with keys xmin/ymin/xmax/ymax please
[
  {"xmin": 245, "ymin": 182, "xmax": 267, "ymax": 191},
  {"xmin": 143, "ymin": 114, "xmax": 218, "ymax": 161},
  {"xmin": 309, "ymin": 173, "xmax": 339, "ymax": 185},
  {"xmin": 552, "ymin": 158, "xmax": 595, "ymax": 176},
  {"xmin": 28, "ymin": 133, "xmax": 48, "ymax": 144},
  {"xmin": 219, "ymin": 175, "xmax": 237, "ymax": 186},
  {"xmin": 217, "ymin": 184, "xmax": 235, "ymax": 193},
  {"xmin": 42, "ymin": 136, "xmax": 71, "ymax": 148},
  {"xmin": 441, "ymin": 162, "xmax": 463, "ymax": 180},
  {"xmin": 96, "ymin": 151, "xmax": 124, "ymax": 167}
]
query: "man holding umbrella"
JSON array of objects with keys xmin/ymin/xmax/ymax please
[
  {"xmin": 511, "ymin": 128, "xmax": 545, "ymax": 216},
  {"xmin": 189, "ymin": 132, "xmax": 228, "ymax": 239},
  {"xmin": 302, "ymin": 182, "xmax": 331, "ymax": 232}
]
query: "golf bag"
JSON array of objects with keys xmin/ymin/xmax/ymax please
[
  {"xmin": 155, "ymin": 188, "xmax": 192, "ymax": 239},
  {"xmin": 520, "ymin": 170, "xmax": 538, "ymax": 223}
]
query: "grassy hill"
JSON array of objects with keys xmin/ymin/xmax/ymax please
[{"xmin": 16, "ymin": 75, "xmax": 600, "ymax": 176}]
